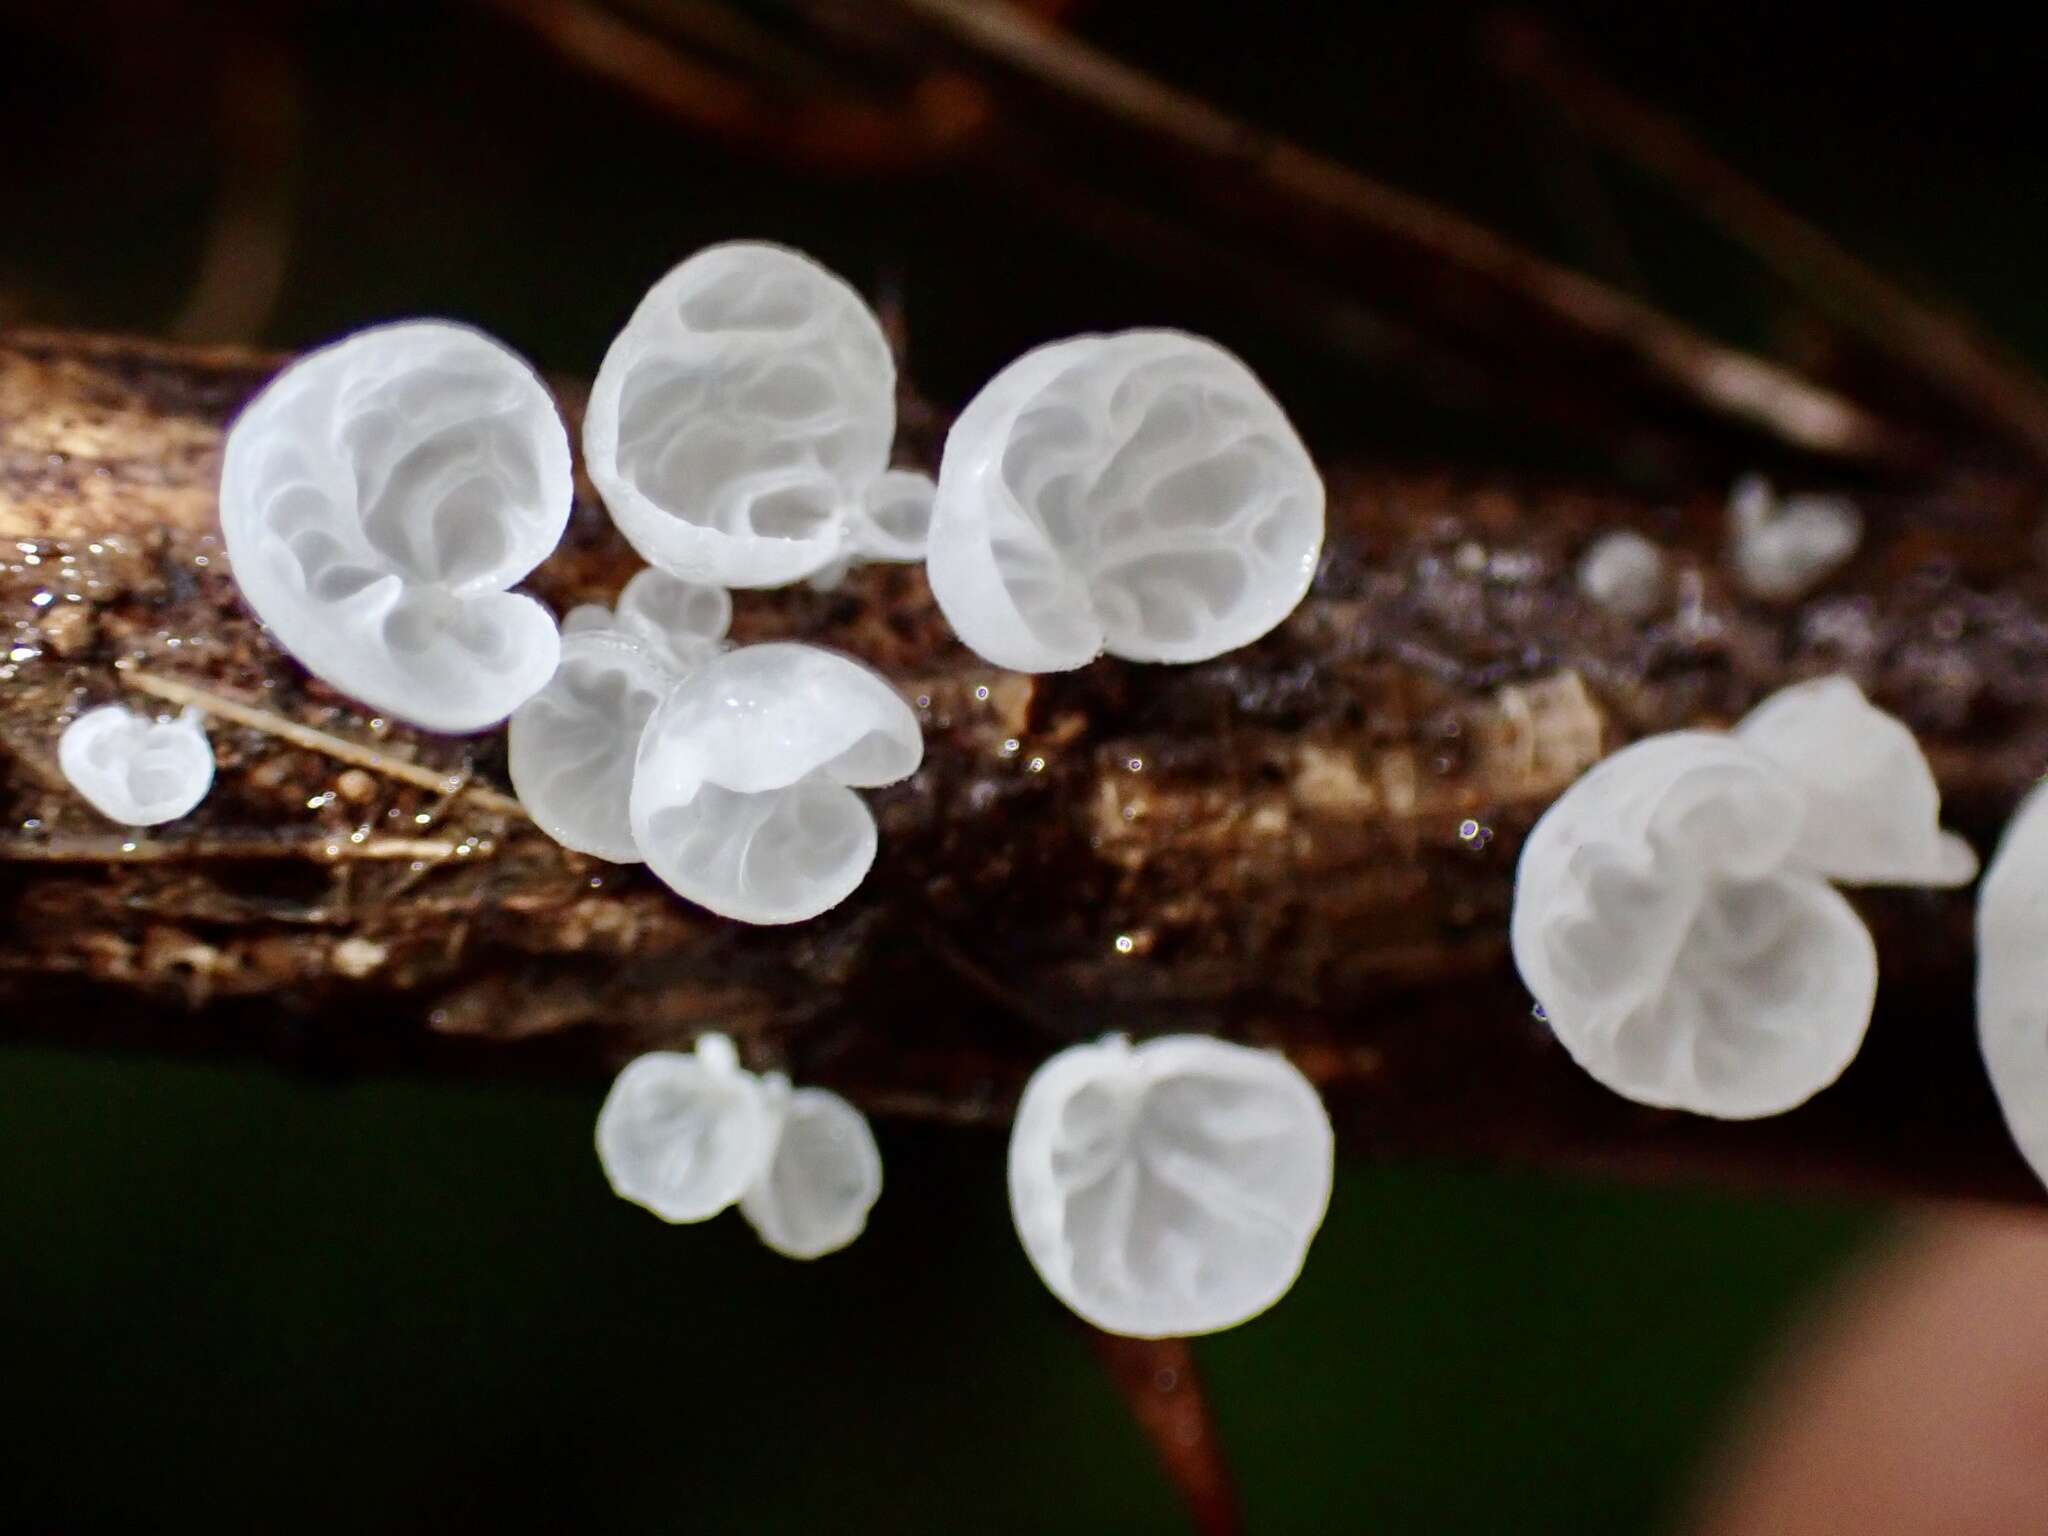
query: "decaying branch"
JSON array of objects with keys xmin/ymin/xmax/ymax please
[{"xmin": 4, "ymin": 328, "xmax": 2048, "ymax": 1204}]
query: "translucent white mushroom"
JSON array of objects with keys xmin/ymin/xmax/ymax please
[
  {"xmin": 509, "ymin": 568, "xmax": 732, "ymax": 860},
  {"xmin": 1978, "ymin": 781, "xmax": 2048, "ymax": 1191},
  {"xmin": 1577, "ymin": 529, "xmax": 1667, "ymax": 622},
  {"xmin": 1736, "ymin": 675, "xmax": 1977, "ymax": 887},
  {"xmin": 739, "ymin": 1078, "xmax": 882, "ymax": 1259},
  {"xmin": 1728, "ymin": 474, "xmax": 1862, "ymax": 602},
  {"xmin": 584, "ymin": 242, "xmax": 906, "ymax": 589},
  {"xmin": 808, "ymin": 469, "xmax": 938, "ymax": 591},
  {"xmin": 927, "ymin": 330, "xmax": 1325, "ymax": 672},
  {"xmin": 629, "ymin": 642, "xmax": 924, "ymax": 924},
  {"xmin": 1511, "ymin": 677, "xmax": 1974, "ymax": 1119},
  {"xmin": 219, "ymin": 321, "xmax": 572, "ymax": 731},
  {"xmin": 58, "ymin": 704, "xmax": 215, "ymax": 826},
  {"xmin": 1007, "ymin": 1033, "xmax": 1334, "ymax": 1338},
  {"xmin": 595, "ymin": 1035, "xmax": 775, "ymax": 1223}
]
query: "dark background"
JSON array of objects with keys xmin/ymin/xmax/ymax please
[{"xmin": 1, "ymin": 1, "xmax": 2035, "ymax": 1529}]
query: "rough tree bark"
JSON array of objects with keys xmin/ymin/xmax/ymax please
[{"xmin": 3, "ymin": 327, "xmax": 2046, "ymax": 1204}]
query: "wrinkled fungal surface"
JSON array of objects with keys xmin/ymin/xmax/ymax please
[
  {"xmin": 218, "ymin": 321, "xmax": 572, "ymax": 731},
  {"xmin": 510, "ymin": 568, "xmax": 732, "ymax": 860},
  {"xmin": 739, "ymin": 1079, "xmax": 882, "ymax": 1260},
  {"xmin": 1512, "ymin": 677, "xmax": 1972, "ymax": 1119},
  {"xmin": 595, "ymin": 1034, "xmax": 773, "ymax": 1223},
  {"xmin": 584, "ymin": 243, "xmax": 901, "ymax": 589},
  {"xmin": 629, "ymin": 642, "xmax": 924, "ymax": 925},
  {"xmin": 1979, "ymin": 782, "xmax": 2048, "ymax": 1193},
  {"xmin": 57, "ymin": 704, "xmax": 215, "ymax": 826},
  {"xmin": 927, "ymin": 330, "xmax": 1324, "ymax": 672},
  {"xmin": 1007, "ymin": 1033, "xmax": 1334, "ymax": 1338}
]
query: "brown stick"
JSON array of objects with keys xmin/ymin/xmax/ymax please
[
  {"xmin": 3, "ymin": 328, "xmax": 2048, "ymax": 1209},
  {"xmin": 1486, "ymin": 13, "xmax": 2048, "ymax": 468},
  {"xmin": 875, "ymin": 0, "xmax": 1893, "ymax": 461},
  {"xmin": 1086, "ymin": 1331, "xmax": 1241, "ymax": 1536}
]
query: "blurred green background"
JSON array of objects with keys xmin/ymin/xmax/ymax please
[{"xmin": 3, "ymin": 0, "xmax": 2035, "ymax": 1528}]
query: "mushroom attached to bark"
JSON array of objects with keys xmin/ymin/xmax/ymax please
[
  {"xmin": 584, "ymin": 242, "xmax": 925, "ymax": 589},
  {"xmin": 739, "ymin": 1079, "xmax": 883, "ymax": 1260},
  {"xmin": 219, "ymin": 321, "xmax": 572, "ymax": 732},
  {"xmin": 927, "ymin": 330, "xmax": 1325, "ymax": 672},
  {"xmin": 508, "ymin": 569, "xmax": 730, "ymax": 861},
  {"xmin": 628, "ymin": 642, "xmax": 924, "ymax": 924},
  {"xmin": 58, "ymin": 704, "xmax": 215, "ymax": 826},
  {"xmin": 1511, "ymin": 676, "xmax": 1974, "ymax": 1119},
  {"xmin": 1007, "ymin": 1033, "xmax": 1335, "ymax": 1338}
]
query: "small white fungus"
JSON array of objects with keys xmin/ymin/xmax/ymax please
[
  {"xmin": 1007, "ymin": 1033, "xmax": 1335, "ymax": 1339},
  {"xmin": 926, "ymin": 330, "xmax": 1325, "ymax": 673},
  {"xmin": 739, "ymin": 1078, "xmax": 883, "ymax": 1260},
  {"xmin": 597, "ymin": 1038, "xmax": 884, "ymax": 1258},
  {"xmin": 595, "ymin": 1034, "xmax": 775, "ymax": 1224},
  {"xmin": 58, "ymin": 704, "xmax": 215, "ymax": 826},
  {"xmin": 1728, "ymin": 474, "xmax": 1862, "ymax": 602},
  {"xmin": 1978, "ymin": 781, "xmax": 2048, "ymax": 1193},
  {"xmin": 1576, "ymin": 529, "xmax": 1668, "ymax": 621},
  {"xmin": 1510, "ymin": 675, "xmax": 1972, "ymax": 1119},
  {"xmin": 219, "ymin": 321, "xmax": 573, "ymax": 732},
  {"xmin": 508, "ymin": 568, "xmax": 730, "ymax": 860},
  {"xmin": 629, "ymin": 642, "xmax": 924, "ymax": 924},
  {"xmin": 584, "ymin": 242, "xmax": 922, "ymax": 589}
]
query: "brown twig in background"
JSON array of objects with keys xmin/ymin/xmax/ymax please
[
  {"xmin": 1086, "ymin": 1331, "xmax": 1242, "ymax": 1536},
  {"xmin": 873, "ymin": 0, "xmax": 1893, "ymax": 462},
  {"xmin": 1485, "ymin": 12, "xmax": 2048, "ymax": 470}
]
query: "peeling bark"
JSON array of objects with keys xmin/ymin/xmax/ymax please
[{"xmin": 3, "ymin": 328, "xmax": 2046, "ymax": 1202}]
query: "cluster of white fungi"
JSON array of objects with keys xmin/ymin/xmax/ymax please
[{"xmin": 50, "ymin": 239, "xmax": 2048, "ymax": 1332}]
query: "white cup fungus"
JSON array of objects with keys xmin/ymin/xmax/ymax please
[
  {"xmin": 508, "ymin": 568, "xmax": 731, "ymax": 860},
  {"xmin": 1728, "ymin": 474, "xmax": 1862, "ymax": 603},
  {"xmin": 1511, "ymin": 675, "xmax": 1974, "ymax": 1119},
  {"xmin": 1978, "ymin": 781, "xmax": 2048, "ymax": 1193},
  {"xmin": 1577, "ymin": 529, "xmax": 1668, "ymax": 622},
  {"xmin": 629, "ymin": 641, "xmax": 924, "ymax": 925},
  {"xmin": 1007, "ymin": 1033, "xmax": 1335, "ymax": 1339},
  {"xmin": 584, "ymin": 242, "xmax": 923, "ymax": 590},
  {"xmin": 597, "ymin": 1037, "xmax": 884, "ymax": 1258},
  {"xmin": 58, "ymin": 704, "xmax": 215, "ymax": 826},
  {"xmin": 739, "ymin": 1078, "xmax": 883, "ymax": 1260},
  {"xmin": 219, "ymin": 320, "xmax": 573, "ymax": 732},
  {"xmin": 596, "ymin": 1034, "xmax": 776, "ymax": 1224},
  {"xmin": 926, "ymin": 329, "xmax": 1325, "ymax": 673}
]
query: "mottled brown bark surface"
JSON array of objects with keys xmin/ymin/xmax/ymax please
[{"xmin": 3, "ymin": 328, "xmax": 2046, "ymax": 1202}]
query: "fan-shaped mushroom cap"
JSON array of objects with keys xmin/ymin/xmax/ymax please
[
  {"xmin": 1979, "ymin": 782, "xmax": 2048, "ymax": 1192},
  {"xmin": 1007, "ymin": 1034, "xmax": 1334, "ymax": 1339},
  {"xmin": 595, "ymin": 1035, "xmax": 774, "ymax": 1223},
  {"xmin": 58, "ymin": 704, "xmax": 215, "ymax": 826},
  {"xmin": 219, "ymin": 321, "xmax": 572, "ymax": 732},
  {"xmin": 927, "ymin": 330, "xmax": 1324, "ymax": 672},
  {"xmin": 739, "ymin": 1080, "xmax": 882, "ymax": 1260},
  {"xmin": 1735, "ymin": 675, "xmax": 1977, "ymax": 887},
  {"xmin": 1511, "ymin": 732, "xmax": 1878, "ymax": 1119},
  {"xmin": 584, "ymin": 242, "xmax": 897, "ymax": 589},
  {"xmin": 629, "ymin": 642, "xmax": 924, "ymax": 924}
]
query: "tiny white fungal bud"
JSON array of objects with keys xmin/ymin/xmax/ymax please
[
  {"xmin": 927, "ymin": 330, "xmax": 1325, "ymax": 672},
  {"xmin": 58, "ymin": 704, "xmax": 215, "ymax": 826},
  {"xmin": 739, "ymin": 1078, "xmax": 882, "ymax": 1260},
  {"xmin": 1978, "ymin": 781, "xmax": 2048, "ymax": 1192},
  {"xmin": 1728, "ymin": 474, "xmax": 1862, "ymax": 602},
  {"xmin": 629, "ymin": 642, "xmax": 924, "ymax": 924},
  {"xmin": 1511, "ymin": 675, "xmax": 1973, "ymax": 1119},
  {"xmin": 1007, "ymin": 1033, "xmax": 1334, "ymax": 1338},
  {"xmin": 219, "ymin": 321, "xmax": 573, "ymax": 732},
  {"xmin": 1576, "ymin": 530, "xmax": 1667, "ymax": 621},
  {"xmin": 584, "ymin": 242, "xmax": 906, "ymax": 589},
  {"xmin": 596, "ymin": 1035, "xmax": 774, "ymax": 1224}
]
